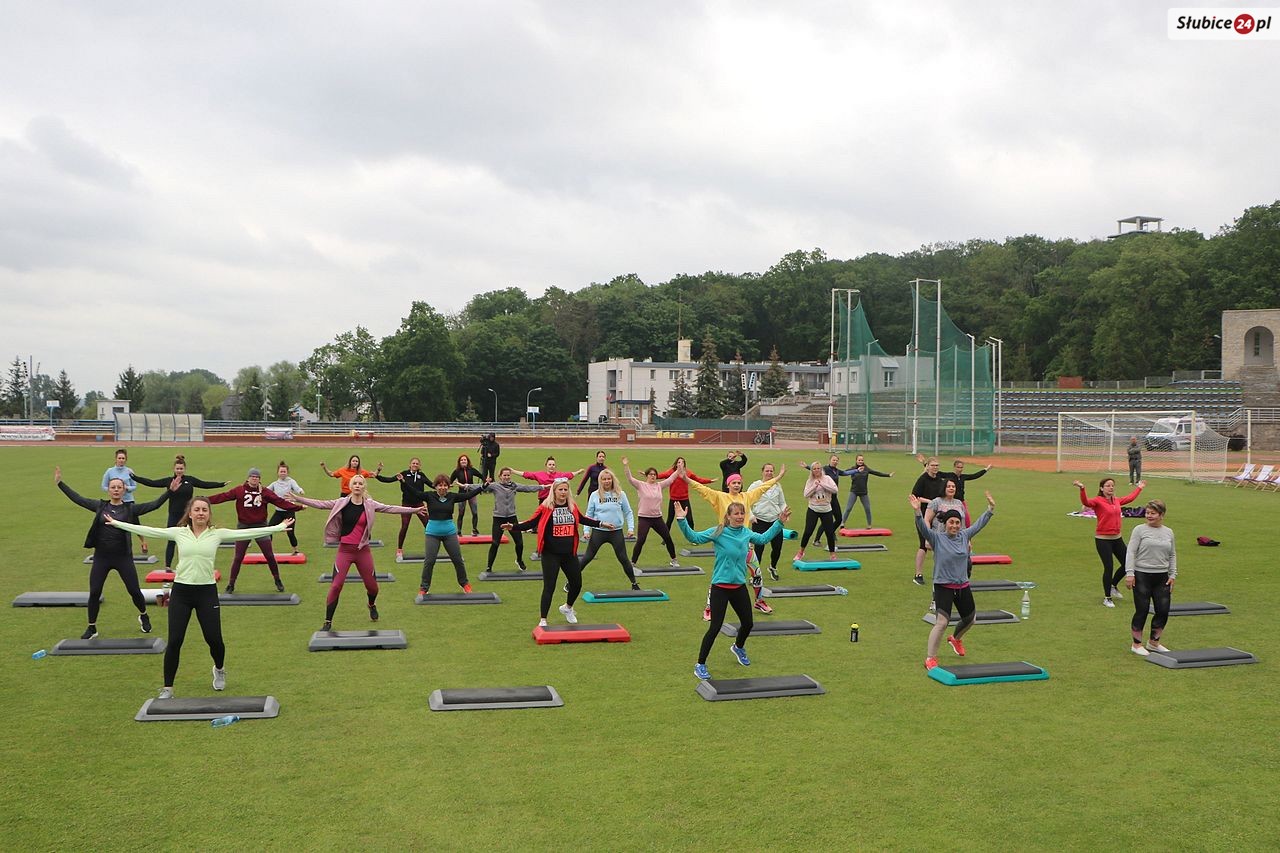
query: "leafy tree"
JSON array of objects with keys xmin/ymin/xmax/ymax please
[
  {"xmin": 666, "ymin": 372, "xmax": 696, "ymax": 418},
  {"xmin": 236, "ymin": 367, "xmax": 266, "ymax": 420},
  {"xmin": 694, "ymin": 336, "xmax": 726, "ymax": 418},
  {"xmin": 455, "ymin": 314, "xmax": 580, "ymax": 421},
  {"xmin": 380, "ymin": 302, "xmax": 462, "ymax": 421},
  {"xmin": 265, "ymin": 361, "xmax": 306, "ymax": 421},
  {"xmin": 53, "ymin": 370, "xmax": 78, "ymax": 415},
  {"xmin": 202, "ymin": 384, "xmax": 230, "ymax": 420},
  {"xmin": 724, "ymin": 362, "xmax": 746, "ymax": 414},
  {"xmin": 760, "ymin": 345, "xmax": 789, "ymax": 398},
  {"xmin": 114, "ymin": 365, "xmax": 145, "ymax": 408},
  {"xmin": 5, "ymin": 357, "xmax": 29, "ymax": 417},
  {"xmin": 301, "ymin": 327, "xmax": 385, "ymax": 421},
  {"xmin": 460, "ymin": 287, "xmax": 533, "ymax": 324},
  {"xmin": 80, "ymin": 390, "xmax": 105, "ymax": 420}
]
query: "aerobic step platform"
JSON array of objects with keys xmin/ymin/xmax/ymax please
[
  {"xmin": 532, "ymin": 624, "xmax": 630, "ymax": 644},
  {"xmin": 793, "ymin": 557, "xmax": 861, "ymax": 571},
  {"xmin": 679, "ymin": 547, "xmax": 715, "ymax": 558},
  {"xmin": 136, "ymin": 695, "xmax": 280, "ymax": 722},
  {"xmin": 218, "ymin": 593, "xmax": 301, "ymax": 606},
  {"xmin": 428, "ymin": 685, "xmax": 563, "ymax": 711},
  {"xmin": 1146, "ymin": 647, "xmax": 1258, "ymax": 669},
  {"xmin": 969, "ymin": 579, "xmax": 1036, "ymax": 592},
  {"xmin": 324, "ymin": 539, "xmax": 383, "ymax": 548},
  {"xmin": 636, "ymin": 564, "xmax": 705, "ymax": 577},
  {"xmin": 838, "ymin": 527, "xmax": 892, "ymax": 538},
  {"xmin": 762, "ymin": 584, "xmax": 843, "ymax": 598},
  {"xmin": 12, "ymin": 592, "xmax": 101, "ymax": 607},
  {"xmin": 308, "ymin": 629, "xmax": 407, "ymax": 651},
  {"xmin": 318, "ymin": 571, "xmax": 396, "ymax": 583},
  {"xmin": 582, "ymin": 589, "xmax": 669, "ymax": 603},
  {"xmin": 1150, "ymin": 601, "xmax": 1231, "ymax": 616},
  {"xmin": 49, "ymin": 637, "xmax": 166, "ymax": 655},
  {"xmin": 970, "ymin": 554, "xmax": 1013, "ymax": 565},
  {"xmin": 84, "ymin": 554, "xmax": 156, "ymax": 564},
  {"xmin": 928, "ymin": 661, "xmax": 1049, "ymax": 686},
  {"xmin": 243, "ymin": 553, "xmax": 307, "ymax": 564},
  {"xmin": 834, "ymin": 542, "xmax": 889, "ymax": 553},
  {"xmin": 696, "ymin": 674, "xmax": 825, "ymax": 701},
  {"xmin": 415, "ymin": 592, "xmax": 501, "ymax": 605},
  {"xmin": 720, "ymin": 619, "xmax": 820, "ymax": 637},
  {"xmin": 147, "ymin": 570, "xmax": 221, "ymax": 583},
  {"xmin": 478, "ymin": 569, "xmax": 542, "ymax": 581},
  {"xmin": 456, "ymin": 534, "xmax": 508, "ymax": 546},
  {"xmin": 922, "ymin": 609, "xmax": 1020, "ymax": 626}
]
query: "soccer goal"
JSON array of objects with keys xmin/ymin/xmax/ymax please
[{"xmin": 1056, "ymin": 410, "xmax": 1228, "ymax": 482}]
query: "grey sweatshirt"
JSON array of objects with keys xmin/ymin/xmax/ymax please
[
  {"xmin": 483, "ymin": 481, "xmax": 543, "ymax": 517},
  {"xmin": 1126, "ymin": 524, "xmax": 1177, "ymax": 578},
  {"xmin": 914, "ymin": 509, "xmax": 993, "ymax": 585}
]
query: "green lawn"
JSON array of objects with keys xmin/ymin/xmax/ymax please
[{"xmin": 1, "ymin": 445, "xmax": 1276, "ymax": 851}]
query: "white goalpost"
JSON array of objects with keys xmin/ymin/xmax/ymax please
[{"xmin": 1056, "ymin": 410, "xmax": 1228, "ymax": 482}]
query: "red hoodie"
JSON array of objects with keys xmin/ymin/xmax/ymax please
[{"xmin": 1078, "ymin": 485, "xmax": 1143, "ymax": 537}]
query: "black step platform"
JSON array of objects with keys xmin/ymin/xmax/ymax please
[
  {"xmin": 218, "ymin": 593, "xmax": 301, "ymax": 606},
  {"xmin": 415, "ymin": 592, "xmax": 501, "ymax": 605},
  {"xmin": 84, "ymin": 554, "xmax": 156, "ymax": 564},
  {"xmin": 318, "ymin": 571, "xmax": 396, "ymax": 583},
  {"xmin": 696, "ymin": 674, "xmax": 825, "ymax": 701},
  {"xmin": 428, "ymin": 686, "xmax": 563, "ymax": 711},
  {"xmin": 922, "ymin": 609, "xmax": 1020, "ymax": 625},
  {"xmin": 478, "ymin": 570, "xmax": 542, "ymax": 581},
  {"xmin": 308, "ymin": 629, "xmax": 407, "ymax": 651},
  {"xmin": 636, "ymin": 565, "xmax": 705, "ymax": 577},
  {"xmin": 968, "ymin": 579, "xmax": 1035, "ymax": 592},
  {"xmin": 762, "ymin": 584, "xmax": 842, "ymax": 598},
  {"xmin": 1150, "ymin": 601, "xmax": 1230, "ymax": 616},
  {"xmin": 12, "ymin": 592, "xmax": 102, "ymax": 607},
  {"xmin": 324, "ymin": 539, "xmax": 383, "ymax": 548},
  {"xmin": 136, "ymin": 695, "xmax": 280, "ymax": 721},
  {"xmin": 50, "ymin": 637, "xmax": 166, "ymax": 655},
  {"xmin": 1146, "ymin": 647, "xmax": 1258, "ymax": 669},
  {"xmin": 720, "ymin": 619, "xmax": 820, "ymax": 637}
]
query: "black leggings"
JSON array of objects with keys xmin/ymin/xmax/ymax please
[
  {"xmin": 1094, "ymin": 538, "xmax": 1128, "ymax": 597},
  {"xmin": 666, "ymin": 498, "xmax": 693, "ymax": 530},
  {"xmin": 480, "ymin": 459, "xmax": 497, "ymax": 481},
  {"xmin": 700, "ymin": 584, "xmax": 752, "ymax": 663},
  {"xmin": 829, "ymin": 495, "xmax": 842, "ymax": 531},
  {"xmin": 1131, "ymin": 571, "xmax": 1172, "ymax": 637},
  {"xmin": 800, "ymin": 508, "xmax": 836, "ymax": 551},
  {"xmin": 540, "ymin": 551, "xmax": 582, "ymax": 618},
  {"xmin": 87, "ymin": 549, "xmax": 146, "ymax": 625},
  {"xmin": 164, "ymin": 582, "xmax": 224, "ymax": 687},
  {"xmin": 578, "ymin": 528, "xmax": 636, "ymax": 584},
  {"xmin": 752, "ymin": 519, "xmax": 783, "ymax": 568},
  {"xmin": 268, "ymin": 510, "xmax": 299, "ymax": 549},
  {"xmin": 161, "ymin": 509, "xmax": 185, "ymax": 568},
  {"xmin": 632, "ymin": 516, "xmax": 677, "ymax": 563},
  {"xmin": 419, "ymin": 534, "xmax": 467, "ymax": 590},
  {"xmin": 487, "ymin": 516, "xmax": 527, "ymax": 568}
]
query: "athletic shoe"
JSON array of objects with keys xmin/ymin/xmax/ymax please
[
  {"xmin": 928, "ymin": 600, "xmax": 937, "ymax": 613},
  {"xmin": 139, "ymin": 613, "xmax": 152, "ymax": 634},
  {"xmin": 1146, "ymin": 641, "xmax": 1170, "ymax": 653},
  {"xmin": 225, "ymin": 584, "xmax": 235, "ymax": 595},
  {"xmin": 947, "ymin": 635, "xmax": 967, "ymax": 657},
  {"xmin": 631, "ymin": 582, "xmax": 641, "ymax": 591},
  {"xmin": 795, "ymin": 549, "xmax": 805, "ymax": 561},
  {"xmin": 538, "ymin": 618, "xmax": 548, "ymax": 628},
  {"xmin": 829, "ymin": 552, "xmax": 838, "ymax": 561},
  {"xmin": 157, "ymin": 687, "xmax": 174, "ymax": 700},
  {"xmin": 1103, "ymin": 597, "xmax": 1116, "ymax": 608},
  {"xmin": 320, "ymin": 620, "xmax": 333, "ymax": 632},
  {"xmin": 462, "ymin": 583, "xmax": 473, "ymax": 594},
  {"xmin": 767, "ymin": 565, "xmax": 779, "ymax": 581},
  {"xmin": 80, "ymin": 625, "xmax": 98, "ymax": 641},
  {"xmin": 517, "ymin": 563, "xmax": 528, "ymax": 572},
  {"xmin": 396, "ymin": 549, "xmax": 404, "ymax": 559},
  {"xmin": 912, "ymin": 575, "xmax": 925, "ymax": 586},
  {"xmin": 275, "ymin": 578, "xmax": 285, "ymax": 593},
  {"xmin": 1130, "ymin": 643, "xmax": 1150, "ymax": 657},
  {"xmin": 472, "ymin": 529, "xmax": 480, "ymax": 537},
  {"xmin": 212, "ymin": 666, "xmax": 226, "ymax": 691},
  {"xmin": 702, "ymin": 607, "xmax": 712, "ymax": 622},
  {"xmin": 730, "ymin": 644, "xmax": 751, "ymax": 666},
  {"xmin": 291, "ymin": 550, "xmax": 299, "ymax": 556},
  {"xmin": 694, "ymin": 663, "xmax": 710, "ymax": 680},
  {"xmin": 753, "ymin": 599, "xmax": 774, "ymax": 614},
  {"xmin": 558, "ymin": 604, "xmax": 578, "ymax": 624},
  {"xmin": 369, "ymin": 605, "xmax": 379, "ymax": 622},
  {"xmin": 669, "ymin": 559, "xmax": 680, "ymax": 568},
  {"xmin": 925, "ymin": 657, "xmax": 939, "ymax": 670},
  {"xmin": 1110, "ymin": 587, "xmax": 1123, "ymax": 600}
]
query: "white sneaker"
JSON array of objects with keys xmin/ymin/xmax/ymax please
[
  {"xmin": 212, "ymin": 666, "xmax": 226, "ymax": 691},
  {"xmin": 158, "ymin": 687, "xmax": 174, "ymax": 700},
  {"xmin": 1146, "ymin": 641, "xmax": 1170, "ymax": 652},
  {"xmin": 538, "ymin": 618, "xmax": 548, "ymax": 628},
  {"xmin": 1103, "ymin": 597, "xmax": 1115, "ymax": 608},
  {"xmin": 669, "ymin": 559, "xmax": 680, "ymax": 568},
  {"xmin": 558, "ymin": 603, "xmax": 578, "ymax": 624},
  {"xmin": 1110, "ymin": 587, "xmax": 1123, "ymax": 599},
  {"xmin": 1130, "ymin": 644, "xmax": 1149, "ymax": 656}
]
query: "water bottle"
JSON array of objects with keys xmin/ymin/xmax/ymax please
[
  {"xmin": 1021, "ymin": 590, "xmax": 1031, "ymax": 620},
  {"xmin": 211, "ymin": 715, "xmax": 240, "ymax": 728},
  {"xmin": 849, "ymin": 623, "xmax": 860, "ymax": 642},
  {"xmin": 31, "ymin": 649, "xmax": 47, "ymax": 659},
  {"xmin": 160, "ymin": 582, "xmax": 172, "ymax": 608},
  {"xmin": 835, "ymin": 586, "xmax": 848, "ymax": 595}
]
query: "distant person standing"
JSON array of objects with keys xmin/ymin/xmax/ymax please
[
  {"xmin": 1125, "ymin": 499, "xmax": 1176, "ymax": 656},
  {"xmin": 841, "ymin": 454, "xmax": 893, "ymax": 528},
  {"xmin": 376, "ymin": 456, "xmax": 431, "ymax": 558},
  {"xmin": 719, "ymin": 450, "xmax": 748, "ymax": 490},
  {"xmin": 479, "ymin": 433, "xmax": 501, "ymax": 481},
  {"xmin": 1075, "ymin": 477, "xmax": 1145, "ymax": 608},
  {"xmin": 1128, "ymin": 438, "xmax": 1143, "ymax": 485},
  {"xmin": 102, "ymin": 447, "xmax": 147, "ymax": 554},
  {"xmin": 133, "ymin": 454, "xmax": 227, "ymax": 568},
  {"xmin": 910, "ymin": 458, "xmax": 947, "ymax": 585},
  {"xmin": 320, "ymin": 455, "xmax": 381, "ymax": 496}
]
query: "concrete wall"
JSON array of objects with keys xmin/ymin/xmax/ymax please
[{"xmin": 1222, "ymin": 309, "xmax": 1280, "ymax": 380}]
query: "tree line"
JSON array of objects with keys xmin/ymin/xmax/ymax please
[{"xmin": 5, "ymin": 201, "xmax": 1277, "ymax": 422}]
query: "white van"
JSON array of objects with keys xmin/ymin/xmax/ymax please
[{"xmin": 1144, "ymin": 416, "xmax": 1207, "ymax": 451}]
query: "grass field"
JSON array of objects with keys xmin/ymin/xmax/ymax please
[{"xmin": 1, "ymin": 444, "xmax": 1277, "ymax": 852}]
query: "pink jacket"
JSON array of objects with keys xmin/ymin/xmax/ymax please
[
  {"xmin": 292, "ymin": 494, "xmax": 422, "ymax": 548},
  {"xmin": 803, "ymin": 475, "xmax": 839, "ymax": 511},
  {"xmin": 625, "ymin": 469, "xmax": 679, "ymax": 518}
]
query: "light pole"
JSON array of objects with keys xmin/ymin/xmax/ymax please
[
  {"xmin": 986, "ymin": 337, "xmax": 1004, "ymax": 450},
  {"xmin": 865, "ymin": 339, "xmax": 879, "ymax": 446},
  {"xmin": 487, "ymin": 388, "xmax": 499, "ymax": 424},
  {"xmin": 526, "ymin": 386, "xmax": 542, "ymax": 430}
]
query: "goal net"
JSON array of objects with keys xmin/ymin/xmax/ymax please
[
  {"xmin": 114, "ymin": 413, "xmax": 205, "ymax": 442},
  {"xmin": 1056, "ymin": 410, "xmax": 1228, "ymax": 482}
]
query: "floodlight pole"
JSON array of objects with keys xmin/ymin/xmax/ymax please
[
  {"xmin": 967, "ymin": 333, "xmax": 976, "ymax": 455},
  {"xmin": 866, "ymin": 339, "xmax": 879, "ymax": 447},
  {"xmin": 526, "ymin": 386, "xmax": 542, "ymax": 430},
  {"xmin": 487, "ymin": 387, "xmax": 498, "ymax": 424},
  {"xmin": 987, "ymin": 337, "xmax": 1004, "ymax": 450}
]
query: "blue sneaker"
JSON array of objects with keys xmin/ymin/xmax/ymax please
[
  {"xmin": 730, "ymin": 644, "xmax": 751, "ymax": 666},
  {"xmin": 694, "ymin": 663, "xmax": 710, "ymax": 680}
]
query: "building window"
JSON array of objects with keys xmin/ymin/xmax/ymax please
[
  {"xmin": 1255, "ymin": 331, "xmax": 1262, "ymax": 357},
  {"xmin": 882, "ymin": 370, "xmax": 896, "ymax": 388},
  {"xmin": 650, "ymin": 369, "xmax": 656, "ymax": 380},
  {"xmin": 668, "ymin": 370, "xmax": 679, "ymax": 380}
]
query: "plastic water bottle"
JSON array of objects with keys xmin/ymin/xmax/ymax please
[
  {"xmin": 849, "ymin": 623, "xmax": 860, "ymax": 642},
  {"xmin": 1021, "ymin": 590, "xmax": 1031, "ymax": 620},
  {"xmin": 160, "ymin": 582, "xmax": 172, "ymax": 608},
  {"xmin": 211, "ymin": 715, "xmax": 240, "ymax": 728},
  {"xmin": 31, "ymin": 649, "xmax": 47, "ymax": 659},
  {"xmin": 835, "ymin": 586, "xmax": 849, "ymax": 595}
]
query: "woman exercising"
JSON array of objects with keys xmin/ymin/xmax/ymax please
[
  {"xmin": 1125, "ymin": 499, "xmax": 1176, "ymax": 656},
  {"xmin": 450, "ymin": 454, "xmax": 485, "ymax": 537},
  {"xmin": 659, "ymin": 456, "xmax": 712, "ymax": 528},
  {"xmin": 56, "ymin": 466, "xmax": 177, "ymax": 640},
  {"xmin": 320, "ymin": 455, "xmax": 382, "ymax": 496},
  {"xmin": 621, "ymin": 457, "xmax": 680, "ymax": 568},
  {"xmin": 578, "ymin": 468, "xmax": 639, "ymax": 588},
  {"xmin": 290, "ymin": 475, "xmax": 427, "ymax": 631},
  {"xmin": 405, "ymin": 474, "xmax": 486, "ymax": 598},
  {"xmin": 841, "ymin": 454, "xmax": 893, "ymax": 528},
  {"xmin": 1074, "ymin": 477, "xmax": 1145, "ymax": 608},
  {"xmin": 676, "ymin": 500, "xmax": 788, "ymax": 680},
  {"xmin": 910, "ymin": 457, "xmax": 947, "ymax": 585},
  {"xmin": 376, "ymin": 456, "xmax": 431, "ymax": 558},
  {"xmin": 266, "ymin": 461, "xmax": 304, "ymax": 555},
  {"xmin": 102, "ymin": 447, "xmax": 147, "ymax": 554},
  {"xmin": 480, "ymin": 467, "xmax": 542, "ymax": 572},
  {"xmin": 577, "ymin": 450, "xmax": 609, "ymax": 497},
  {"xmin": 104, "ymin": 499, "xmax": 292, "ymax": 698},
  {"xmin": 208, "ymin": 468, "xmax": 303, "ymax": 594},
  {"xmin": 748, "ymin": 463, "xmax": 789, "ymax": 581},
  {"xmin": 914, "ymin": 490, "xmax": 996, "ymax": 671},
  {"xmin": 795, "ymin": 461, "xmax": 839, "ymax": 562},
  {"xmin": 132, "ymin": 454, "xmax": 227, "ymax": 568}
]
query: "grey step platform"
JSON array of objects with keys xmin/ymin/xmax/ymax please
[
  {"xmin": 922, "ymin": 609, "xmax": 1020, "ymax": 625},
  {"xmin": 219, "ymin": 593, "xmax": 301, "ymax": 606},
  {"xmin": 308, "ymin": 629, "xmax": 407, "ymax": 651},
  {"xmin": 1146, "ymin": 647, "xmax": 1258, "ymax": 669},
  {"xmin": 679, "ymin": 547, "xmax": 715, "ymax": 557},
  {"xmin": 478, "ymin": 570, "xmax": 542, "ymax": 581},
  {"xmin": 324, "ymin": 539, "xmax": 383, "ymax": 547},
  {"xmin": 415, "ymin": 592, "xmax": 501, "ymax": 604},
  {"xmin": 636, "ymin": 565, "xmax": 705, "ymax": 577},
  {"xmin": 13, "ymin": 592, "xmax": 102, "ymax": 607},
  {"xmin": 762, "ymin": 584, "xmax": 843, "ymax": 598},
  {"xmin": 969, "ymin": 580, "xmax": 1036, "ymax": 592},
  {"xmin": 136, "ymin": 695, "xmax": 280, "ymax": 721},
  {"xmin": 721, "ymin": 619, "xmax": 820, "ymax": 637},
  {"xmin": 318, "ymin": 572, "xmax": 396, "ymax": 583},
  {"xmin": 834, "ymin": 543, "xmax": 888, "ymax": 553},
  {"xmin": 428, "ymin": 685, "xmax": 563, "ymax": 711},
  {"xmin": 396, "ymin": 554, "xmax": 425, "ymax": 563},
  {"xmin": 84, "ymin": 554, "xmax": 156, "ymax": 564},
  {"xmin": 1150, "ymin": 601, "xmax": 1230, "ymax": 616},
  {"xmin": 50, "ymin": 637, "xmax": 167, "ymax": 655},
  {"xmin": 696, "ymin": 674, "xmax": 825, "ymax": 701}
]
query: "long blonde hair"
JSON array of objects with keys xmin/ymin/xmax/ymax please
[
  {"xmin": 712, "ymin": 501, "xmax": 747, "ymax": 539},
  {"xmin": 541, "ymin": 480, "xmax": 576, "ymax": 511}
]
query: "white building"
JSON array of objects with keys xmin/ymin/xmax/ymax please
[
  {"xmin": 586, "ymin": 339, "xmax": 830, "ymax": 424},
  {"xmin": 96, "ymin": 399, "xmax": 131, "ymax": 420}
]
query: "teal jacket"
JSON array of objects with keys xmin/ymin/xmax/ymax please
[{"xmin": 677, "ymin": 519, "xmax": 781, "ymax": 585}]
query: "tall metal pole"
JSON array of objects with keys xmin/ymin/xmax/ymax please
[
  {"xmin": 828, "ymin": 290, "xmax": 836, "ymax": 444},
  {"xmin": 487, "ymin": 387, "xmax": 498, "ymax": 423},
  {"xmin": 910, "ymin": 280, "xmax": 920, "ymax": 454},
  {"xmin": 988, "ymin": 337, "xmax": 1004, "ymax": 451},
  {"xmin": 935, "ymin": 280, "xmax": 942, "ymax": 457},
  {"xmin": 967, "ymin": 333, "xmax": 975, "ymax": 455}
]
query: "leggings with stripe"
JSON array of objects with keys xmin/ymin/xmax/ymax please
[
  {"xmin": 164, "ymin": 582, "xmax": 223, "ymax": 687},
  {"xmin": 326, "ymin": 543, "xmax": 379, "ymax": 620}
]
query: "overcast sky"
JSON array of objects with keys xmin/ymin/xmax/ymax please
[{"xmin": 2, "ymin": 1, "xmax": 1276, "ymax": 399}]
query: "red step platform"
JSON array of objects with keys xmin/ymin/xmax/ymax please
[
  {"xmin": 532, "ymin": 624, "xmax": 631, "ymax": 644},
  {"xmin": 457, "ymin": 534, "xmax": 509, "ymax": 545},
  {"xmin": 243, "ymin": 553, "xmax": 307, "ymax": 564},
  {"xmin": 146, "ymin": 569, "xmax": 221, "ymax": 583},
  {"xmin": 971, "ymin": 554, "xmax": 1013, "ymax": 565},
  {"xmin": 838, "ymin": 527, "xmax": 893, "ymax": 538}
]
